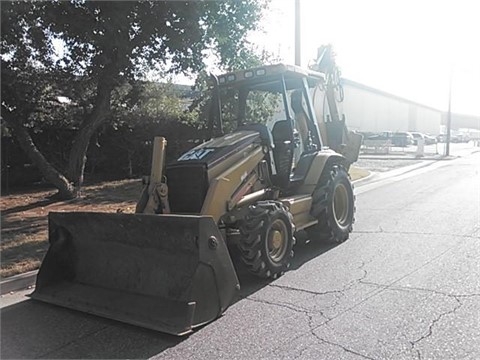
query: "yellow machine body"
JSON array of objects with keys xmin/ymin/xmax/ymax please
[{"xmin": 33, "ymin": 46, "xmax": 361, "ymax": 335}]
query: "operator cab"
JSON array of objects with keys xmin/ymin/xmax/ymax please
[{"xmin": 209, "ymin": 64, "xmax": 325, "ymax": 189}]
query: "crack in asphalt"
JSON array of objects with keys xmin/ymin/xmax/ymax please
[
  {"xmin": 269, "ymin": 258, "xmax": 373, "ymax": 296},
  {"xmin": 245, "ymin": 297, "xmax": 335, "ymax": 360},
  {"xmin": 248, "ymin": 260, "xmax": 376, "ymax": 359},
  {"xmin": 408, "ymin": 296, "xmax": 463, "ymax": 360},
  {"xmin": 314, "ymin": 337, "xmax": 377, "ymax": 360},
  {"xmin": 266, "ymin": 284, "xmax": 344, "ymax": 319},
  {"xmin": 262, "ymin": 154, "xmax": 479, "ymax": 359},
  {"xmin": 256, "ymin": 243, "xmax": 468, "ymax": 359},
  {"xmin": 269, "ymin": 283, "xmax": 347, "ymax": 297},
  {"xmin": 245, "ymin": 296, "xmax": 329, "ymax": 321},
  {"xmin": 282, "ymin": 305, "xmax": 376, "ymax": 360},
  {"xmin": 295, "ymin": 346, "xmax": 309, "ymax": 360},
  {"xmin": 359, "ymin": 282, "xmax": 476, "ymax": 360},
  {"xmin": 311, "ymin": 240, "xmax": 467, "ymax": 330},
  {"xmin": 245, "ymin": 247, "xmax": 475, "ymax": 360},
  {"xmin": 268, "ymin": 259, "xmax": 373, "ymax": 320}
]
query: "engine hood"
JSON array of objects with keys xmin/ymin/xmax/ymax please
[{"xmin": 169, "ymin": 130, "xmax": 261, "ymax": 169}]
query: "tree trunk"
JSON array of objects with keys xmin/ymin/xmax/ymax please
[
  {"xmin": 4, "ymin": 118, "xmax": 76, "ymax": 199},
  {"xmin": 128, "ymin": 152, "xmax": 133, "ymax": 178},
  {"xmin": 67, "ymin": 76, "xmax": 114, "ymax": 190}
]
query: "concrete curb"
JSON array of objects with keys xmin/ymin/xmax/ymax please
[
  {"xmin": 1, "ymin": 270, "xmax": 37, "ymax": 295},
  {"xmin": 359, "ymin": 155, "xmax": 443, "ymax": 161},
  {"xmin": 353, "ymin": 159, "xmax": 438, "ymax": 187},
  {"xmin": 353, "ymin": 171, "xmax": 374, "ymax": 184}
]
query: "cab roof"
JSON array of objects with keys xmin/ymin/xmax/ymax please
[{"xmin": 216, "ymin": 63, "xmax": 325, "ymax": 92}]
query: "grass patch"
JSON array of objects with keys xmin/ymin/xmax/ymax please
[
  {"xmin": 1, "ymin": 179, "xmax": 142, "ymax": 279},
  {"xmin": 349, "ymin": 166, "xmax": 370, "ymax": 181}
]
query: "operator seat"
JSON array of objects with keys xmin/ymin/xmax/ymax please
[
  {"xmin": 290, "ymin": 90, "xmax": 310, "ymax": 150},
  {"xmin": 271, "ymin": 120, "xmax": 294, "ymax": 188},
  {"xmin": 289, "ymin": 90, "xmax": 319, "ymax": 189}
]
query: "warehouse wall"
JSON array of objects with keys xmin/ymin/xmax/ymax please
[
  {"xmin": 341, "ymin": 79, "xmax": 442, "ymax": 135},
  {"xmin": 441, "ymin": 112, "xmax": 480, "ymax": 130}
]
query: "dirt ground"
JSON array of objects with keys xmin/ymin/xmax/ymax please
[
  {"xmin": 0, "ymin": 179, "xmax": 142, "ymax": 278},
  {"xmin": 0, "ymin": 167, "xmax": 368, "ymax": 279}
]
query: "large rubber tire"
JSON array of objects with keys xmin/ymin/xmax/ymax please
[
  {"xmin": 307, "ymin": 164, "xmax": 355, "ymax": 243},
  {"xmin": 236, "ymin": 201, "xmax": 295, "ymax": 279}
]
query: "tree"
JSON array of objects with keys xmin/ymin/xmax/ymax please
[
  {"xmin": 190, "ymin": 48, "xmax": 281, "ymax": 134},
  {"xmin": 1, "ymin": 0, "xmax": 269, "ymax": 198},
  {"xmin": 99, "ymin": 81, "xmax": 199, "ymax": 178}
]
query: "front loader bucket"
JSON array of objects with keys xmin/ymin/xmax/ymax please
[{"xmin": 31, "ymin": 212, "xmax": 239, "ymax": 336}]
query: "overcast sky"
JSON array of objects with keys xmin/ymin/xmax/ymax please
[{"xmin": 254, "ymin": 0, "xmax": 480, "ymax": 116}]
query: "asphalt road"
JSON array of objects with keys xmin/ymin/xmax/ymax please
[{"xmin": 1, "ymin": 151, "xmax": 479, "ymax": 359}]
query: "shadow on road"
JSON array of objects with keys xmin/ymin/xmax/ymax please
[
  {"xmin": 233, "ymin": 231, "xmax": 340, "ymax": 300},
  {"xmin": 1, "ymin": 232, "xmax": 339, "ymax": 359},
  {"xmin": 1, "ymin": 299, "xmax": 181, "ymax": 359}
]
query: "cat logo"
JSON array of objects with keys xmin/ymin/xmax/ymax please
[{"xmin": 178, "ymin": 148, "xmax": 215, "ymax": 161}]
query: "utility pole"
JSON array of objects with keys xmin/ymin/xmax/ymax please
[
  {"xmin": 445, "ymin": 67, "xmax": 453, "ymax": 156},
  {"xmin": 295, "ymin": 0, "xmax": 301, "ymax": 66}
]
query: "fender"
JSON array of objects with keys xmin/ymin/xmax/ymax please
[{"xmin": 297, "ymin": 149, "xmax": 347, "ymax": 195}]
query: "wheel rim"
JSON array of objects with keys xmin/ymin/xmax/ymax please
[
  {"xmin": 333, "ymin": 183, "xmax": 349, "ymax": 228},
  {"xmin": 267, "ymin": 219, "xmax": 289, "ymax": 263}
]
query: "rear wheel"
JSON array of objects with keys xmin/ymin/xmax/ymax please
[
  {"xmin": 236, "ymin": 201, "xmax": 295, "ymax": 279},
  {"xmin": 307, "ymin": 164, "xmax": 355, "ymax": 242}
]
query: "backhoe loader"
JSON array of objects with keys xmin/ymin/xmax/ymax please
[{"xmin": 32, "ymin": 45, "xmax": 362, "ymax": 335}]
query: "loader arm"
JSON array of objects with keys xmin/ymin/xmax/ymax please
[
  {"xmin": 135, "ymin": 137, "xmax": 170, "ymax": 214},
  {"xmin": 310, "ymin": 45, "xmax": 363, "ymax": 165}
]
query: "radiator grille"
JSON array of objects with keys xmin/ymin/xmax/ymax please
[{"xmin": 166, "ymin": 164, "xmax": 209, "ymax": 214}]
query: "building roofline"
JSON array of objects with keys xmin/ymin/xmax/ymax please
[{"xmin": 342, "ymin": 78, "xmax": 442, "ymax": 113}]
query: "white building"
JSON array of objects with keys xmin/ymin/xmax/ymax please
[{"xmin": 342, "ymin": 79, "xmax": 443, "ymax": 135}]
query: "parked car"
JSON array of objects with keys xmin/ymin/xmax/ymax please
[
  {"xmin": 436, "ymin": 133, "xmax": 468, "ymax": 143},
  {"xmin": 410, "ymin": 132, "xmax": 425, "ymax": 145},
  {"xmin": 437, "ymin": 134, "xmax": 447, "ymax": 142},
  {"xmin": 391, "ymin": 132, "xmax": 414, "ymax": 147},
  {"xmin": 424, "ymin": 134, "xmax": 437, "ymax": 145},
  {"xmin": 365, "ymin": 132, "xmax": 392, "ymax": 141},
  {"xmin": 458, "ymin": 134, "xmax": 471, "ymax": 143}
]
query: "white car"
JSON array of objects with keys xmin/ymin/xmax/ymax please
[
  {"xmin": 424, "ymin": 134, "xmax": 437, "ymax": 145},
  {"xmin": 410, "ymin": 132, "xmax": 425, "ymax": 145}
]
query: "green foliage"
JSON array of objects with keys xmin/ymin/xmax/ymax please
[
  {"xmin": 1, "ymin": 0, "xmax": 270, "ymax": 130},
  {"xmin": 1, "ymin": 0, "xmax": 270, "ymax": 194},
  {"xmin": 190, "ymin": 47, "xmax": 281, "ymax": 133},
  {"xmin": 244, "ymin": 90, "xmax": 281, "ymax": 125},
  {"xmin": 2, "ymin": 1, "xmax": 269, "ymax": 78},
  {"xmin": 111, "ymin": 81, "xmax": 197, "ymax": 128},
  {"xmin": 217, "ymin": 87, "xmax": 281, "ymax": 134}
]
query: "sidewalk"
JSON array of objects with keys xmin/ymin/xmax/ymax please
[
  {"xmin": 359, "ymin": 153, "xmax": 443, "ymax": 160},
  {"xmin": 360, "ymin": 143, "xmax": 439, "ymax": 158},
  {"xmin": 358, "ymin": 141, "xmax": 480, "ymax": 172}
]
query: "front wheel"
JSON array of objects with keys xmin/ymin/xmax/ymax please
[
  {"xmin": 308, "ymin": 165, "xmax": 355, "ymax": 242},
  {"xmin": 236, "ymin": 201, "xmax": 295, "ymax": 279}
]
